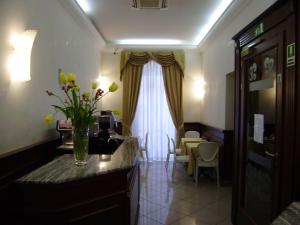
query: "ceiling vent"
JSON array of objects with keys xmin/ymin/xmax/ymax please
[{"xmin": 131, "ymin": 0, "xmax": 168, "ymax": 10}]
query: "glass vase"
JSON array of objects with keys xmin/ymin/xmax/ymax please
[{"xmin": 72, "ymin": 126, "xmax": 89, "ymax": 166}]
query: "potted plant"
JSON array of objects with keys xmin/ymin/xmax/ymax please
[{"xmin": 44, "ymin": 70, "xmax": 118, "ymax": 166}]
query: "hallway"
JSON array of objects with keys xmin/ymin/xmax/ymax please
[{"xmin": 138, "ymin": 161, "xmax": 232, "ymax": 225}]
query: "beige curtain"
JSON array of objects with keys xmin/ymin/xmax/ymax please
[
  {"xmin": 121, "ymin": 65, "xmax": 143, "ymax": 136},
  {"xmin": 162, "ymin": 64, "xmax": 184, "ymax": 146},
  {"xmin": 120, "ymin": 51, "xmax": 185, "ymax": 143}
]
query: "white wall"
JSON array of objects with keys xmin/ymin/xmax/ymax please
[
  {"xmin": 183, "ymin": 50, "xmax": 202, "ymax": 122},
  {"xmin": 0, "ymin": 0, "xmax": 104, "ymax": 155},
  {"xmin": 100, "ymin": 50, "xmax": 202, "ymax": 122},
  {"xmin": 100, "ymin": 53, "xmax": 123, "ymax": 117},
  {"xmin": 200, "ymin": 0, "xmax": 277, "ymax": 129}
]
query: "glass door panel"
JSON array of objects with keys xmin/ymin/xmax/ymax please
[{"xmin": 244, "ymin": 47, "xmax": 278, "ymax": 225}]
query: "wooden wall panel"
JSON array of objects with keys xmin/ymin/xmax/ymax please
[
  {"xmin": 184, "ymin": 122, "xmax": 233, "ymax": 185},
  {"xmin": 184, "ymin": 122, "xmax": 201, "ymax": 133},
  {"xmin": 294, "ymin": 0, "xmax": 300, "ymax": 201}
]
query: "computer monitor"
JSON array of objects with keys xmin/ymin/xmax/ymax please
[
  {"xmin": 98, "ymin": 115, "xmax": 111, "ymax": 130},
  {"xmin": 56, "ymin": 120, "xmax": 73, "ymax": 145},
  {"xmin": 99, "ymin": 111, "xmax": 117, "ymax": 130},
  {"xmin": 56, "ymin": 119, "xmax": 72, "ymax": 131}
]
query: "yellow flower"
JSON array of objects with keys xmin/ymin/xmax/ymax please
[
  {"xmin": 83, "ymin": 92, "xmax": 90, "ymax": 98},
  {"xmin": 91, "ymin": 82, "xmax": 98, "ymax": 90},
  {"xmin": 59, "ymin": 71, "xmax": 67, "ymax": 84},
  {"xmin": 44, "ymin": 114, "xmax": 54, "ymax": 125},
  {"xmin": 112, "ymin": 109, "xmax": 121, "ymax": 116},
  {"xmin": 82, "ymin": 92, "xmax": 90, "ymax": 100},
  {"xmin": 109, "ymin": 82, "xmax": 118, "ymax": 92},
  {"xmin": 67, "ymin": 73, "xmax": 76, "ymax": 82},
  {"xmin": 71, "ymin": 85, "xmax": 80, "ymax": 91}
]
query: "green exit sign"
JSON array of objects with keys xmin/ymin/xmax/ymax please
[
  {"xmin": 254, "ymin": 23, "xmax": 264, "ymax": 36},
  {"xmin": 287, "ymin": 43, "xmax": 295, "ymax": 67}
]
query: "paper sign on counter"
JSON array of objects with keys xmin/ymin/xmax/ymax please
[{"xmin": 254, "ymin": 114, "xmax": 264, "ymax": 144}]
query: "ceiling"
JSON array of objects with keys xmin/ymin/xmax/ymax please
[{"xmin": 74, "ymin": 0, "xmax": 235, "ymax": 47}]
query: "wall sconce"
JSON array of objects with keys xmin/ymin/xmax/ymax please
[
  {"xmin": 97, "ymin": 75, "xmax": 109, "ymax": 92},
  {"xmin": 197, "ymin": 78, "xmax": 206, "ymax": 100},
  {"xmin": 8, "ymin": 29, "xmax": 37, "ymax": 82}
]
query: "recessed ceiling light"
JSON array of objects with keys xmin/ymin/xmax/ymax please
[
  {"xmin": 194, "ymin": 0, "xmax": 233, "ymax": 45},
  {"xmin": 117, "ymin": 39, "xmax": 183, "ymax": 45},
  {"xmin": 76, "ymin": 0, "xmax": 91, "ymax": 13}
]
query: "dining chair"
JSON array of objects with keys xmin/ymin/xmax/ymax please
[
  {"xmin": 171, "ymin": 138, "xmax": 189, "ymax": 178},
  {"xmin": 139, "ymin": 132, "xmax": 149, "ymax": 161},
  {"xmin": 193, "ymin": 142, "xmax": 220, "ymax": 187},
  {"xmin": 165, "ymin": 135, "xmax": 181, "ymax": 168},
  {"xmin": 184, "ymin": 130, "xmax": 200, "ymax": 138}
]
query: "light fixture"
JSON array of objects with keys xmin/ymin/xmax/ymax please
[
  {"xmin": 76, "ymin": 0, "xmax": 91, "ymax": 13},
  {"xmin": 97, "ymin": 75, "xmax": 110, "ymax": 92},
  {"xmin": 197, "ymin": 78, "xmax": 206, "ymax": 100},
  {"xmin": 194, "ymin": 0, "xmax": 233, "ymax": 45},
  {"xmin": 8, "ymin": 29, "xmax": 37, "ymax": 82},
  {"xmin": 117, "ymin": 39, "xmax": 183, "ymax": 45}
]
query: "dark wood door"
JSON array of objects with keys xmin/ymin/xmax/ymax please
[
  {"xmin": 232, "ymin": 1, "xmax": 298, "ymax": 225},
  {"xmin": 238, "ymin": 29, "xmax": 284, "ymax": 225}
]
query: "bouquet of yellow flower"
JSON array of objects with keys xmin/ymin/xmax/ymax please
[
  {"xmin": 44, "ymin": 70, "xmax": 118, "ymax": 126},
  {"xmin": 44, "ymin": 70, "xmax": 118, "ymax": 165}
]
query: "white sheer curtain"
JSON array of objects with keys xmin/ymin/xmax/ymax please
[{"xmin": 132, "ymin": 60, "xmax": 176, "ymax": 161}]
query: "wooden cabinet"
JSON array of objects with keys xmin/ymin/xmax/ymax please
[
  {"xmin": 232, "ymin": 1, "xmax": 299, "ymax": 224},
  {"xmin": 15, "ymin": 161, "xmax": 140, "ymax": 225},
  {"xmin": 13, "ymin": 139, "xmax": 140, "ymax": 225}
]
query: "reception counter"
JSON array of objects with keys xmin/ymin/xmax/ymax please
[{"xmin": 15, "ymin": 138, "xmax": 140, "ymax": 225}]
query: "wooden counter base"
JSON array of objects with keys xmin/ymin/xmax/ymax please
[
  {"xmin": 15, "ymin": 162, "xmax": 140, "ymax": 225},
  {"xmin": 14, "ymin": 138, "xmax": 140, "ymax": 225}
]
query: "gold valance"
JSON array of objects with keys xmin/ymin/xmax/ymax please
[{"xmin": 120, "ymin": 50, "xmax": 185, "ymax": 80}]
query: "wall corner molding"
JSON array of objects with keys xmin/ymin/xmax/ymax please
[{"xmin": 58, "ymin": 0, "xmax": 106, "ymax": 49}]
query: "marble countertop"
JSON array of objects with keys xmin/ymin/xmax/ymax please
[
  {"xmin": 272, "ymin": 202, "xmax": 300, "ymax": 225},
  {"xmin": 17, "ymin": 137, "xmax": 139, "ymax": 184}
]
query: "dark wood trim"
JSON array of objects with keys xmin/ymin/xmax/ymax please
[
  {"xmin": 184, "ymin": 122, "xmax": 201, "ymax": 133},
  {"xmin": 0, "ymin": 138, "xmax": 61, "ymax": 224},
  {"xmin": 232, "ymin": 42, "xmax": 242, "ymax": 225},
  {"xmin": 233, "ymin": 0, "xmax": 293, "ymax": 47},
  {"xmin": 294, "ymin": 0, "xmax": 300, "ymax": 201},
  {"xmin": 223, "ymin": 130, "xmax": 234, "ymax": 183},
  {"xmin": 279, "ymin": 12, "xmax": 296, "ymax": 212},
  {"xmin": 238, "ymin": 22, "xmax": 289, "ymax": 220},
  {"xmin": 199, "ymin": 123, "xmax": 224, "ymax": 140},
  {"xmin": 232, "ymin": 0, "xmax": 298, "ymax": 224}
]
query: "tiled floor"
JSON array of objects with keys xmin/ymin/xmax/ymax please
[{"xmin": 138, "ymin": 161, "xmax": 232, "ymax": 225}]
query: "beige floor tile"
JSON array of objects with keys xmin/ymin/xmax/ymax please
[
  {"xmin": 147, "ymin": 207, "xmax": 186, "ymax": 225},
  {"xmin": 167, "ymin": 199, "xmax": 204, "ymax": 215},
  {"xmin": 189, "ymin": 204, "xmax": 229, "ymax": 225},
  {"xmin": 138, "ymin": 215, "xmax": 163, "ymax": 225},
  {"xmin": 138, "ymin": 161, "xmax": 232, "ymax": 225},
  {"xmin": 170, "ymin": 216, "xmax": 211, "ymax": 225}
]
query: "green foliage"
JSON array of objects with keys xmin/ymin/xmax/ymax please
[{"xmin": 45, "ymin": 70, "xmax": 118, "ymax": 128}]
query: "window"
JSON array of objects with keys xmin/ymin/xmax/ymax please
[{"xmin": 132, "ymin": 60, "xmax": 175, "ymax": 161}]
